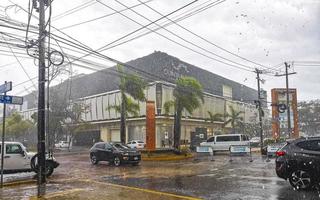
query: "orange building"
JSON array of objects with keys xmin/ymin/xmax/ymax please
[{"xmin": 271, "ymin": 88, "xmax": 299, "ymax": 139}]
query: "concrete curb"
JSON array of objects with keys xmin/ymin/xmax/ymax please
[
  {"xmin": 2, "ymin": 179, "xmax": 36, "ymax": 187},
  {"xmin": 142, "ymin": 154, "xmax": 194, "ymax": 161}
]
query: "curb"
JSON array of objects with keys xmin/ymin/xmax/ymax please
[
  {"xmin": 142, "ymin": 154, "xmax": 194, "ymax": 161},
  {"xmin": 54, "ymin": 151, "xmax": 88, "ymax": 157},
  {"xmin": 2, "ymin": 179, "xmax": 36, "ymax": 187}
]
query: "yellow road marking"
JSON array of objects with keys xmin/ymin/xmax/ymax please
[
  {"xmin": 84, "ymin": 179, "xmax": 202, "ymax": 200},
  {"xmin": 30, "ymin": 188, "xmax": 84, "ymax": 200},
  {"xmin": 3, "ymin": 179, "xmax": 36, "ymax": 187}
]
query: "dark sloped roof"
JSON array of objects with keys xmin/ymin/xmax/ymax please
[{"xmin": 24, "ymin": 51, "xmax": 257, "ymax": 109}]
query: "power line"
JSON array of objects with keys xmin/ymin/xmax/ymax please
[
  {"xmin": 92, "ymin": 0, "xmax": 199, "ymax": 54},
  {"xmin": 0, "ymin": 33, "xmax": 37, "ymax": 90},
  {"xmin": 2, "ymin": 3, "xmax": 258, "ymax": 101},
  {"xmin": 52, "ymin": 0, "xmax": 96, "ymax": 21},
  {"xmin": 112, "ymin": 0, "xmax": 256, "ymax": 72},
  {"xmin": 58, "ymin": 0, "xmax": 154, "ymax": 30},
  {"xmin": 136, "ymin": 0, "xmax": 275, "ymax": 72}
]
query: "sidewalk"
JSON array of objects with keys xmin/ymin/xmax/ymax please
[
  {"xmin": 1, "ymin": 178, "xmax": 201, "ymax": 200},
  {"xmin": 53, "ymin": 146, "xmax": 90, "ymax": 156}
]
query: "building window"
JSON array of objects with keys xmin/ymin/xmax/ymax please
[{"xmin": 223, "ymin": 85, "xmax": 232, "ymax": 98}]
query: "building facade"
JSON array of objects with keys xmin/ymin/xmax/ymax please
[{"xmin": 17, "ymin": 51, "xmax": 265, "ymax": 147}]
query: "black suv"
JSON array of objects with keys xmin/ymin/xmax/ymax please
[
  {"xmin": 89, "ymin": 142, "xmax": 141, "ymax": 166},
  {"xmin": 275, "ymin": 137, "xmax": 320, "ymax": 190}
]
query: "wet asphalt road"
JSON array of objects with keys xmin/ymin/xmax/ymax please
[{"xmin": 51, "ymin": 153, "xmax": 320, "ymax": 200}]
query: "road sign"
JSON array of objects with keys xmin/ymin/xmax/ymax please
[
  {"xmin": 0, "ymin": 95, "xmax": 23, "ymax": 105},
  {"xmin": 0, "ymin": 82, "xmax": 12, "ymax": 93}
]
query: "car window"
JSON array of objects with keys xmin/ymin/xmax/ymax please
[
  {"xmin": 132, "ymin": 141, "xmax": 136, "ymax": 144},
  {"xmin": 114, "ymin": 143, "xmax": 130, "ymax": 150},
  {"xmin": 95, "ymin": 143, "xmax": 105, "ymax": 149},
  {"xmin": 297, "ymin": 140, "xmax": 320, "ymax": 151},
  {"xmin": 6, "ymin": 144, "xmax": 23, "ymax": 154},
  {"xmin": 105, "ymin": 143, "xmax": 112, "ymax": 149},
  {"xmin": 138, "ymin": 141, "xmax": 144, "ymax": 143},
  {"xmin": 207, "ymin": 137, "xmax": 215, "ymax": 142},
  {"xmin": 216, "ymin": 136, "xmax": 240, "ymax": 142}
]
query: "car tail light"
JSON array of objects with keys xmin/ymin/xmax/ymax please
[{"xmin": 276, "ymin": 151, "xmax": 285, "ymax": 157}]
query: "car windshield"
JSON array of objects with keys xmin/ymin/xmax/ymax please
[
  {"xmin": 113, "ymin": 143, "xmax": 130, "ymax": 150},
  {"xmin": 3, "ymin": 0, "xmax": 319, "ymax": 198}
]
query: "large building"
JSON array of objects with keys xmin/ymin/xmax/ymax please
[{"xmin": 18, "ymin": 51, "xmax": 264, "ymax": 147}]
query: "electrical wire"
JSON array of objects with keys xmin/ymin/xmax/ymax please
[
  {"xmin": 0, "ymin": 33, "xmax": 37, "ymax": 90},
  {"xmin": 136, "ymin": 0, "xmax": 277, "ymax": 72},
  {"xmin": 52, "ymin": 0, "xmax": 96, "ymax": 21},
  {"xmin": 112, "ymin": 0, "xmax": 256, "ymax": 72},
  {"xmin": 58, "ymin": 0, "xmax": 154, "ymax": 30}
]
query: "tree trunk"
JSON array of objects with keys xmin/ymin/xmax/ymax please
[
  {"xmin": 173, "ymin": 107, "xmax": 182, "ymax": 150},
  {"xmin": 120, "ymin": 92, "xmax": 126, "ymax": 144}
]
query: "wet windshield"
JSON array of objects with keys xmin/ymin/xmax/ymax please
[{"xmin": 0, "ymin": 0, "xmax": 319, "ymax": 199}]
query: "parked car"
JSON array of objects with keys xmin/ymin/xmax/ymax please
[
  {"xmin": 200, "ymin": 134, "xmax": 250, "ymax": 151},
  {"xmin": 127, "ymin": 140, "xmax": 145, "ymax": 149},
  {"xmin": 89, "ymin": 142, "xmax": 141, "ymax": 166},
  {"xmin": 55, "ymin": 141, "xmax": 71, "ymax": 149},
  {"xmin": 275, "ymin": 137, "xmax": 320, "ymax": 190},
  {"xmin": 0, "ymin": 141, "xmax": 59, "ymax": 176},
  {"xmin": 249, "ymin": 137, "xmax": 261, "ymax": 146}
]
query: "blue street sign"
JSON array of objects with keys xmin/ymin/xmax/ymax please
[
  {"xmin": 0, "ymin": 82, "xmax": 12, "ymax": 93},
  {"xmin": 0, "ymin": 95, "xmax": 23, "ymax": 105}
]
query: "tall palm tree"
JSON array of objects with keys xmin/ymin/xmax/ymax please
[
  {"xmin": 207, "ymin": 111, "xmax": 224, "ymax": 134},
  {"xmin": 115, "ymin": 64, "xmax": 146, "ymax": 143},
  {"xmin": 164, "ymin": 76, "xmax": 204, "ymax": 150},
  {"xmin": 225, "ymin": 105, "xmax": 244, "ymax": 132}
]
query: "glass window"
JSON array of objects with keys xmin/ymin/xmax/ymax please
[
  {"xmin": 95, "ymin": 143, "xmax": 104, "ymax": 149},
  {"xmin": 105, "ymin": 143, "xmax": 112, "ymax": 149},
  {"xmin": 6, "ymin": 144, "xmax": 23, "ymax": 154},
  {"xmin": 207, "ymin": 137, "xmax": 215, "ymax": 142},
  {"xmin": 297, "ymin": 140, "xmax": 320, "ymax": 151},
  {"xmin": 216, "ymin": 136, "xmax": 240, "ymax": 142},
  {"xmin": 241, "ymin": 135, "xmax": 249, "ymax": 141}
]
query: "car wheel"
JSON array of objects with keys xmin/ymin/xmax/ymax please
[
  {"xmin": 113, "ymin": 156, "xmax": 121, "ymax": 167},
  {"xmin": 45, "ymin": 163, "xmax": 54, "ymax": 177},
  {"xmin": 90, "ymin": 154, "xmax": 99, "ymax": 165},
  {"xmin": 289, "ymin": 170, "xmax": 312, "ymax": 190}
]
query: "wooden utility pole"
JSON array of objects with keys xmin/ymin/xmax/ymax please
[
  {"xmin": 285, "ymin": 62, "xmax": 291, "ymax": 138},
  {"xmin": 255, "ymin": 69, "xmax": 264, "ymax": 154},
  {"xmin": 37, "ymin": 0, "xmax": 46, "ymax": 196}
]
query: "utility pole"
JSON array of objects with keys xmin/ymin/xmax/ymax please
[
  {"xmin": 275, "ymin": 62, "xmax": 296, "ymax": 139},
  {"xmin": 255, "ymin": 69, "xmax": 264, "ymax": 154},
  {"xmin": 285, "ymin": 62, "xmax": 291, "ymax": 138},
  {"xmin": 37, "ymin": 0, "xmax": 46, "ymax": 196}
]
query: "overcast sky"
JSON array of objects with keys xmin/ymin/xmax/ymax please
[{"xmin": 0, "ymin": 0, "xmax": 319, "ymax": 102}]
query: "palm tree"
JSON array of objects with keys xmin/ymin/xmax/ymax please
[
  {"xmin": 207, "ymin": 111, "xmax": 224, "ymax": 122},
  {"xmin": 225, "ymin": 105, "xmax": 244, "ymax": 133},
  {"xmin": 207, "ymin": 111, "xmax": 224, "ymax": 135},
  {"xmin": 107, "ymin": 97, "xmax": 141, "ymax": 118},
  {"xmin": 164, "ymin": 76, "xmax": 204, "ymax": 150},
  {"xmin": 113, "ymin": 64, "xmax": 146, "ymax": 143}
]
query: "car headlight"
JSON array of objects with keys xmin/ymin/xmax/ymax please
[{"xmin": 122, "ymin": 153, "xmax": 129, "ymax": 156}]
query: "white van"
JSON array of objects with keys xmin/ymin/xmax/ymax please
[{"xmin": 200, "ymin": 134, "xmax": 250, "ymax": 151}]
